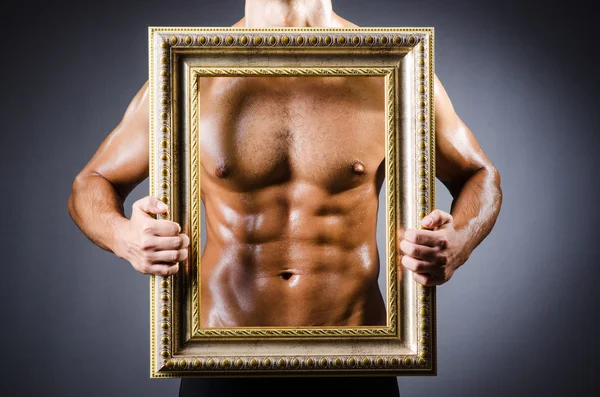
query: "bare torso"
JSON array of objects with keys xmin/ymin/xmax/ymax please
[
  {"xmin": 198, "ymin": 75, "xmax": 386, "ymax": 327},
  {"xmin": 69, "ymin": 3, "xmax": 501, "ymax": 338}
]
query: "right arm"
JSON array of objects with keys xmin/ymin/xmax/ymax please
[{"xmin": 67, "ymin": 80, "xmax": 189, "ymax": 276}]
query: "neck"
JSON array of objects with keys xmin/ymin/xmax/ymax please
[{"xmin": 244, "ymin": 0, "xmax": 334, "ymax": 27}]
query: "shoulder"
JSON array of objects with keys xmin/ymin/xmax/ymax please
[
  {"xmin": 433, "ymin": 74, "xmax": 460, "ymax": 126},
  {"xmin": 231, "ymin": 17, "xmax": 245, "ymax": 27},
  {"xmin": 331, "ymin": 12, "xmax": 359, "ymax": 28},
  {"xmin": 230, "ymin": 14, "xmax": 358, "ymax": 28}
]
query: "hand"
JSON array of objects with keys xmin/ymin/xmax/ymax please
[
  {"xmin": 398, "ymin": 209, "xmax": 469, "ymax": 286},
  {"xmin": 114, "ymin": 195, "xmax": 189, "ymax": 276}
]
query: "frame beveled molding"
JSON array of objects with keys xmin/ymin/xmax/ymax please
[
  {"xmin": 189, "ymin": 66, "xmax": 398, "ymax": 339},
  {"xmin": 149, "ymin": 27, "xmax": 435, "ymax": 377}
]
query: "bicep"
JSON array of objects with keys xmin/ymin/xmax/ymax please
[
  {"xmin": 433, "ymin": 75, "xmax": 491, "ymax": 196},
  {"xmin": 79, "ymin": 80, "xmax": 150, "ymax": 199}
]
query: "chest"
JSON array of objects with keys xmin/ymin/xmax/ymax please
[{"xmin": 198, "ymin": 77, "xmax": 385, "ymax": 191}]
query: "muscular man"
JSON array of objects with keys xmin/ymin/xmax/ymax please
[{"xmin": 68, "ymin": 0, "xmax": 502, "ymax": 395}]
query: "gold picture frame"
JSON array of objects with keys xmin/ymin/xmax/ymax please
[{"xmin": 149, "ymin": 26, "xmax": 435, "ymax": 377}]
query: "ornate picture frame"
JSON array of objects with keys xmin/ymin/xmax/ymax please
[{"xmin": 149, "ymin": 27, "xmax": 435, "ymax": 377}]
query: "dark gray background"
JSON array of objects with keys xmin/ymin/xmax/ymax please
[{"xmin": 2, "ymin": 0, "xmax": 598, "ymax": 396}]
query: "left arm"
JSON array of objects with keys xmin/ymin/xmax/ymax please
[{"xmin": 399, "ymin": 75, "xmax": 503, "ymax": 286}]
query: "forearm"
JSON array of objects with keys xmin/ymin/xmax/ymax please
[
  {"xmin": 448, "ymin": 166, "xmax": 503, "ymax": 257},
  {"xmin": 67, "ymin": 173, "xmax": 129, "ymax": 255}
]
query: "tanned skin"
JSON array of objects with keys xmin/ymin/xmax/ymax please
[
  {"xmin": 198, "ymin": 74, "xmax": 386, "ymax": 326},
  {"xmin": 67, "ymin": 0, "xmax": 502, "ymax": 327}
]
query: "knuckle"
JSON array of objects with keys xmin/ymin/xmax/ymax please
[
  {"xmin": 181, "ymin": 234, "xmax": 190, "ymax": 248},
  {"xmin": 134, "ymin": 196, "xmax": 151, "ymax": 209},
  {"xmin": 412, "ymin": 229, "xmax": 425, "ymax": 245},
  {"xmin": 141, "ymin": 222, "xmax": 154, "ymax": 234},
  {"xmin": 412, "ymin": 272, "xmax": 425, "ymax": 284},
  {"xmin": 401, "ymin": 254, "xmax": 411, "ymax": 268},
  {"xmin": 140, "ymin": 236, "xmax": 154, "ymax": 250},
  {"xmin": 400, "ymin": 240, "xmax": 413, "ymax": 255},
  {"xmin": 173, "ymin": 236, "xmax": 183, "ymax": 249},
  {"xmin": 137, "ymin": 264, "xmax": 150, "ymax": 275},
  {"xmin": 165, "ymin": 236, "xmax": 176, "ymax": 249},
  {"xmin": 437, "ymin": 254, "xmax": 448, "ymax": 265},
  {"xmin": 172, "ymin": 222, "xmax": 182, "ymax": 233},
  {"xmin": 157, "ymin": 267, "xmax": 170, "ymax": 277},
  {"xmin": 180, "ymin": 249, "xmax": 188, "ymax": 261},
  {"xmin": 141, "ymin": 257, "xmax": 153, "ymax": 267},
  {"xmin": 168, "ymin": 264, "xmax": 180, "ymax": 275},
  {"xmin": 403, "ymin": 256, "xmax": 419, "ymax": 272},
  {"xmin": 413, "ymin": 232, "xmax": 424, "ymax": 245},
  {"xmin": 415, "ymin": 261, "xmax": 426, "ymax": 272},
  {"xmin": 398, "ymin": 239, "xmax": 406, "ymax": 252},
  {"xmin": 170, "ymin": 250, "xmax": 179, "ymax": 262},
  {"xmin": 407, "ymin": 243, "xmax": 418, "ymax": 257},
  {"xmin": 437, "ymin": 237, "xmax": 449, "ymax": 249},
  {"xmin": 429, "ymin": 211, "xmax": 440, "ymax": 222},
  {"xmin": 148, "ymin": 265, "xmax": 162, "ymax": 276},
  {"xmin": 132, "ymin": 198, "xmax": 143, "ymax": 209},
  {"xmin": 166, "ymin": 222, "xmax": 178, "ymax": 235}
]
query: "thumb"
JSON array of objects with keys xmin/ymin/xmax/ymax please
[
  {"xmin": 420, "ymin": 209, "xmax": 452, "ymax": 229},
  {"xmin": 132, "ymin": 195, "xmax": 168, "ymax": 216}
]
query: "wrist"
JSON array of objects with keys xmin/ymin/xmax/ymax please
[
  {"xmin": 110, "ymin": 215, "xmax": 130, "ymax": 259},
  {"xmin": 455, "ymin": 227, "xmax": 473, "ymax": 265}
]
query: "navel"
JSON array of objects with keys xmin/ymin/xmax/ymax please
[
  {"xmin": 279, "ymin": 271, "xmax": 294, "ymax": 280},
  {"xmin": 279, "ymin": 270, "xmax": 299, "ymax": 287},
  {"xmin": 351, "ymin": 160, "xmax": 366, "ymax": 174}
]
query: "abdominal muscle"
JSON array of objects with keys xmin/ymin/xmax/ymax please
[{"xmin": 199, "ymin": 179, "xmax": 387, "ymax": 327}]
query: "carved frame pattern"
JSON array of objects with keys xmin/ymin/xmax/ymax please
[{"xmin": 149, "ymin": 27, "xmax": 435, "ymax": 377}]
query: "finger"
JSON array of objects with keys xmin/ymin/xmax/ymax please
[
  {"xmin": 153, "ymin": 235, "xmax": 185, "ymax": 251},
  {"xmin": 403, "ymin": 228, "xmax": 448, "ymax": 248},
  {"xmin": 401, "ymin": 254, "xmax": 435, "ymax": 274},
  {"xmin": 421, "ymin": 209, "xmax": 453, "ymax": 229},
  {"xmin": 149, "ymin": 249, "xmax": 188, "ymax": 264},
  {"xmin": 412, "ymin": 272, "xmax": 438, "ymax": 287},
  {"xmin": 148, "ymin": 263, "xmax": 180, "ymax": 277},
  {"xmin": 399, "ymin": 239, "xmax": 438, "ymax": 262},
  {"xmin": 147, "ymin": 219, "xmax": 181, "ymax": 236},
  {"xmin": 180, "ymin": 233, "xmax": 190, "ymax": 248},
  {"xmin": 133, "ymin": 196, "xmax": 168, "ymax": 216}
]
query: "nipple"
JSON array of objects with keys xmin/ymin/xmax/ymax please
[
  {"xmin": 214, "ymin": 163, "xmax": 231, "ymax": 178},
  {"xmin": 352, "ymin": 161, "xmax": 366, "ymax": 174}
]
